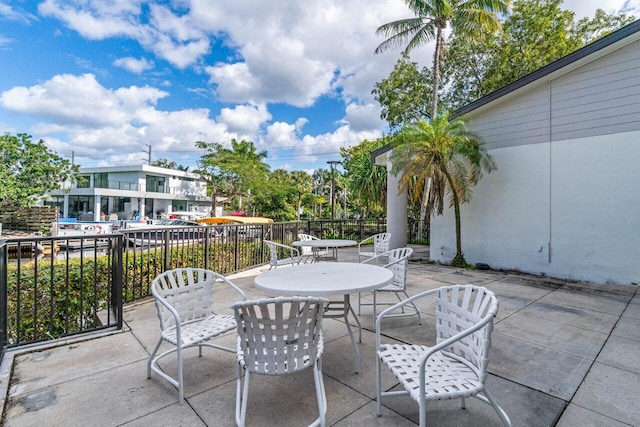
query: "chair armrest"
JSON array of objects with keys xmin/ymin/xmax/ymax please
[
  {"xmin": 358, "ymin": 236, "xmax": 373, "ymax": 250},
  {"xmin": 375, "ymin": 288, "xmax": 439, "ymax": 349},
  {"xmin": 214, "ymin": 272, "xmax": 248, "ymax": 301},
  {"xmin": 361, "ymin": 252, "xmax": 383, "ymax": 265}
]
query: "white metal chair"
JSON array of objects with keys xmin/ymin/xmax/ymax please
[
  {"xmin": 359, "ymin": 247, "xmax": 420, "ymax": 326},
  {"xmin": 297, "ymin": 233, "xmax": 328, "ymax": 263},
  {"xmin": 233, "ymin": 296, "xmax": 328, "ymax": 427},
  {"xmin": 375, "ymin": 285, "xmax": 511, "ymax": 427},
  {"xmin": 358, "ymin": 232, "xmax": 391, "ymax": 261},
  {"xmin": 264, "ymin": 240, "xmax": 301, "ymax": 269},
  {"xmin": 147, "ymin": 268, "xmax": 246, "ymax": 405}
]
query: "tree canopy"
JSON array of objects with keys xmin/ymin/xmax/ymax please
[
  {"xmin": 372, "ymin": 53, "xmax": 434, "ymax": 129},
  {"xmin": 194, "ymin": 139, "xmax": 270, "ymax": 216},
  {"xmin": 0, "ymin": 133, "xmax": 78, "ymax": 210},
  {"xmin": 341, "ymin": 138, "xmax": 387, "ymax": 218},
  {"xmin": 375, "ymin": 0, "xmax": 510, "ymax": 120},
  {"xmin": 442, "ymin": 0, "xmax": 636, "ymax": 109},
  {"xmin": 391, "ymin": 115, "xmax": 496, "ymax": 266}
]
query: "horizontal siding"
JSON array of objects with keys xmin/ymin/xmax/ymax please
[
  {"xmin": 468, "ymin": 84, "xmax": 550, "ymax": 150},
  {"xmin": 552, "ymin": 89, "xmax": 638, "ymax": 112},
  {"xmin": 552, "ymin": 104, "xmax": 636, "ymax": 126},
  {"xmin": 467, "ymin": 38, "xmax": 640, "ymax": 149},
  {"xmin": 551, "ymin": 40, "xmax": 640, "ymax": 141},
  {"xmin": 553, "ymin": 118, "xmax": 639, "ymax": 141}
]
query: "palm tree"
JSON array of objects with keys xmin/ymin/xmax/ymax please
[
  {"xmin": 290, "ymin": 170, "xmax": 313, "ymax": 220},
  {"xmin": 375, "ymin": 0, "xmax": 509, "ymax": 120},
  {"xmin": 391, "ymin": 114, "xmax": 496, "ymax": 266}
]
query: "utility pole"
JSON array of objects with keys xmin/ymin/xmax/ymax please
[
  {"xmin": 142, "ymin": 144, "xmax": 152, "ymax": 165},
  {"xmin": 65, "ymin": 150, "xmax": 75, "ymax": 165},
  {"xmin": 327, "ymin": 160, "xmax": 340, "ymax": 221}
]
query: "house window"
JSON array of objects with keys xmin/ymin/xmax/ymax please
[
  {"xmin": 146, "ymin": 175, "xmax": 166, "ymax": 193},
  {"xmin": 93, "ymin": 173, "xmax": 108, "ymax": 188}
]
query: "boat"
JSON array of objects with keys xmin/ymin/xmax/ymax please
[
  {"xmin": 164, "ymin": 211, "xmax": 209, "ymax": 221},
  {"xmin": 196, "ymin": 216, "xmax": 273, "ymax": 225}
]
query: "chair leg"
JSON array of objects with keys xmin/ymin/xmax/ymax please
[
  {"xmin": 176, "ymin": 343, "xmax": 184, "ymax": 405},
  {"xmin": 147, "ymin": 337, "xmax": 163, "ymax": 378},
  {"xmin": 235, "ymin": 365, "xmax": 242, "ymax": 426},
  {"xmin": 312, "ymin": 362, "xmax": 327, "ymax": 427},
  {"xmin": 483, "ymin": 387, "xmax": 512, "ymax": 427},
  {"xmin": 372, "ymin": 291, "xmax": 377, "ymax": 327},
  {"xmin": 375, "ymin": 356, "xmax": 382, "ymax": 416},
  {"xmin": 461, "ymin": 396, "xmax": 466, "ymax": 409},
  {"xmin": 401, "ymin": 290, "xmax": 422, "ymax": 325},
  {"xmin": 236, "ymin": 367, "xmax": 251, "ymax": 427},
  {"xmin": 419, "ymin": 399, "xmax": 427, "ymax": 427}
]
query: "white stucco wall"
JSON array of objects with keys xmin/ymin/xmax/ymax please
[
  {"xmin": 386, "ymin": 160, "xmax": 408, "ymax": 249},
  {"xmin": 430, "ymin": 130, "xmax": 640, "ymax": 284}
]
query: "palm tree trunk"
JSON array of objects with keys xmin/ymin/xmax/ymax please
[
  {"xmin": 418, "ymin": 177, "xmax": 431, "ymax": 237},
  {"xmin": 442, "ymin": 168, "xmax": 463, "ymax": 264},
  {"xmin": 431, "ymin": 26, "xmax": 444, "ymax": 120}
]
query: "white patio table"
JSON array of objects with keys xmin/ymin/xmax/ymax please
[
  {"xmin": 292, "ymin": 238, "xmax": 357, "ymax": 262},
  {"xmin": 254, "ymin": 262, "xmax": 393, "ymax": 373}
]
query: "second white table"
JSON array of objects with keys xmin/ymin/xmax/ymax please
[{"xmin": 292, "ymin": 238, "xmax": 356, "ymax": 262}]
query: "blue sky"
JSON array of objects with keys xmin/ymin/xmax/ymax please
[{"xmin": 1, "ymin": 1, "xmax": 637, "ymax": 173}]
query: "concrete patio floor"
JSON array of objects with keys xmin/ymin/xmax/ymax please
[{"xmin": 1, "ymin": 245, "xmax": 638, "ymax": 426}]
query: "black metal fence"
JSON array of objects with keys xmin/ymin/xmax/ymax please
[{"xmin": 0, "ymin": 218, "xmax": 427, "ymax": 358}]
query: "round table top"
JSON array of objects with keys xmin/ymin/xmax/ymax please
[
  {"xmin": 254, "ymin": 262, "xmax": 393, "ymax": 296},
  {"xmin": 292, "ymin": 239, "xmax": 357, "ymax": 248}
]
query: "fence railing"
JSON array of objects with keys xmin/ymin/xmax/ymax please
[{"xmin": 0, "ymin": 218, "xmax": 428, "ymax": 358}]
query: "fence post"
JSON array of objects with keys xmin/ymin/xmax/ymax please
[
  {"xmin": 203, "ymin": 227, "xmax": 210, "ymax": 271},
  {"xmin": 0, "ymin": 240, "xmax": 7, "ymax": 357},
  {"xmin": 111, "ymin": 235, "xmax": 123, "ymax": 330},
  {"xmin": 234, "ymin": 227, "xmax": 240, "ymax": 271}
]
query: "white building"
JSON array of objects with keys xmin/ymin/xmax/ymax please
[
  {"xmin": 45, "ymin": 165, "xmax": 212, "ymax": 222},
  {"xmin": 374, "ymin": 20, "xmax": 640, "ymax": 284}
]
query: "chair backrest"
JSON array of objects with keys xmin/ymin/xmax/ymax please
[
  {"xmin": 373, "ymin": 233, "xmax": 391, "ymax": 254},
  {"xmin": 297, "ymin": 233, "xmax": 318, "ymax": 241},
  {"xmin": 264, "ymin": 240, "xmax": 293, "ymax": 267},
  {"xmin": 264, "ymin": 240, "xmax": 278, "ymax": 266},
  {"xmin": 435, "ymin": 285, "xmax": 498, "ymax": 378},
  {"xmin": 385, "ymin": 247, "xmax": 412, "ymax": 289},
  {"xmin": 151, "ymin": 268, "xmax": 219, "ymax": 331},
  {"xmin": 233, "ymin": 296, "xmax": 327, "ymax": 375},
  {"xmin": 297, "ymin": 234, "xmax": 317, "ymax": 255}
]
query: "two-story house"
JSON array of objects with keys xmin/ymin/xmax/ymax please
[{"xmin": 45, "ymin": 165, "xmax": 212, "ymax": 222}]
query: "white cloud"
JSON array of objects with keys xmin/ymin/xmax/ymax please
[
  {"xmin": 37, "ymin": 0, "xmax": 415, "ymax": 106},
  {"xmin": 0, "ymin": 3, "xmax": 37, "ymax": 23},
  {"xmin": 339, "ymin": 102, "xmax": 385, "ymax": 132},
  {"xmin": 217, "ymin": 103, "xmax": 272, "ymax": 135},
  {"xmin": 113, "ymin": 56, "xmax": 154, "ymax": 73},
  {"xmin": 265, "ymin": 121, "xmax": 299, "ymax": 147},
  {"xmin": 38, "ymin": 0, "xmax": 210, "ymax": 68},
  {"xmin": 198, "ymin": 0, "xmax": 415, "ymax": 106},
  {"xmin": 38, "ymin": 0, "xmax": 143, "ymax": 40},
  {"xmin": 0, "ymin": 73, "xmax": 166, "ymax": 126},
  {"xmin": 0, "ymin": 73, "xmax": 235, "ymax": 166},
  {"xmin": 0, "ymin": 34, "xmax": 11, "ymax": 48}
]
